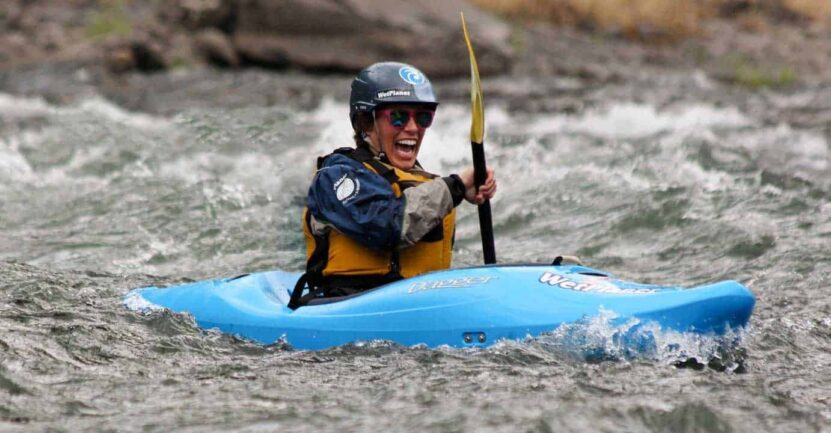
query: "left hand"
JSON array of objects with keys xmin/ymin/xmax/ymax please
[{"xmin": 459, "ymin": 167, "xmax": 497, "ymax": 205}]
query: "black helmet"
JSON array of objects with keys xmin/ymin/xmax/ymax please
[{"xmin": 349, "ymin": 62, "xmax": 438, "ymax": 127}]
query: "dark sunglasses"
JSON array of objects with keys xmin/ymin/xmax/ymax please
[{"xmin": 376, "ymin": 108, "xmax": 435, "ymax": 129}]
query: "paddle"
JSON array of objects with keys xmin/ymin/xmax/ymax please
[{"xmin": 461, "ymin": 13, "xmax": 496, "ymax": 264}]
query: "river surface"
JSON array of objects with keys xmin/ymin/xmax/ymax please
[{"xmin": 1, "ymin": 67, "xmax": 830, "ymax": 432}]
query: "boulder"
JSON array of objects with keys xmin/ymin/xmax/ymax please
[
  {"xmin": 105, "ymin": 44, "xmax": 137, "ymax": 73},
  {"xmin": 105, "ymin": 37, "xmax": 167, "ymax": 73},
  {"xmin": 195, "ymin": 28, "xmax": 240, "ymax": 66},
  {"xmin": 0, "ymin": 32, "xmax": 29, "ymax": 66},
  {"xmin": 131, "ymin": 39, "xmax": 167, "ymax": 72},
  {"xmin": 162, "ymin": 0, "xmax": 236, "ymax": 30},
  {"xmin": 231, "ymin": 0, "xmax": 513, "ymax": 76}
]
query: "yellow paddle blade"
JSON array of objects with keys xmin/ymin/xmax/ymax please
[{"xmin": 461, "ymin": 12, "xmax": 484, "ymax": 144}]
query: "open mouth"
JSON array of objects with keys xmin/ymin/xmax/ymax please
[{"xmin": 394, "ymin": 139, "xmax": 417, "ymax": 156}]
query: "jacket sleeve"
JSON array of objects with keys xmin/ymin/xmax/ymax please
[
  {"xmin": 307, "ymin": 154, "xmax": 404, "ymax": 250},
  {"xmin": 398, "ymin": 178, "xmax": 456, "ymax": 247}
]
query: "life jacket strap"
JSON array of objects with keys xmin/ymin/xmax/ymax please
[{"xmin": 288, "ymin": 273, "xmax": 311, "ymax": 310}]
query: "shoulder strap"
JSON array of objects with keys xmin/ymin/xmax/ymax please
[
  {"xmin": 317, "ymin": 147, "xmax": 355, "ymax": 169},
  {"xmin": 325, "ymin": 146, "xmax": 399, "ymax": 184},
  {"xmin": 353, "ymin": 147, "xmax": 399, "ymax": 184},
  {"xmin": 366, "ymin": 159, "xmax": 398, "ymax": 184}
]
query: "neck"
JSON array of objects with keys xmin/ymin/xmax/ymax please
[{"xmin": 364, "ymin": 137, "xmax": 381, "ymax": 155}]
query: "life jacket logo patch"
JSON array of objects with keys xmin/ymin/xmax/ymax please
[{"xmin": 334, "ymin": 173, "xmax": 360, "ymax": 203}]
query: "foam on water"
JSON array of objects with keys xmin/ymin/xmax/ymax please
[
  {"xmin": 0, "ymin": 93, "xmax": 53, "ymax": 118},
  {"xmin": 528, "ymin": 308, "xmax": 748, "ymax": 369},
  {"xmin": 75, "ymin": 97, "xmax": 169, "ymax": 130},
  {"xmin": 122, "ymin": 290, "xmax": 165, "ymax": 315},
  {"xmin": 524, "ymin": 102, "xmax": 750, "ymax": 139},
  {"xmin": 0, "ymin": 92, "xmax": 169, "ymax": 128},
  {"xmin": 0, "ymin": 93, "xmax": 172, "ymax": 187},
  {"xmin": 0, "ymin": 135, "xmax": 34, "ymax": 182}
]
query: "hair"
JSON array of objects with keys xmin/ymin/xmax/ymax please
[{"xmin": 352, "ymin": 112, "xmax": 374, "ymax": 148}]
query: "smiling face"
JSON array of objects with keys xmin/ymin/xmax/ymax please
[{"xmin": 365, "ymin": 104, "xmax": 435, "ymax": 171}]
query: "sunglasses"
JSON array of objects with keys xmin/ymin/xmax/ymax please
[{"xmin": 375, "ymin": 108, "xmax": 435, "ymax": 129}]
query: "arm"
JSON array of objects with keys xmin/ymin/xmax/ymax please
[
  {"xmin": 396, "ymin": 168, "xmax": 496, "ymax": 246},
  {"xmin": 307, "ymin": 155, "xmax": 404, "ymax": 250},
  {"xmin": 397, "ymin": 176, "xmax": 461, "ymax": 247}
]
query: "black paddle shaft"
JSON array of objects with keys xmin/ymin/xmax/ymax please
[{"xmin": 471, "ymin": 142, "xmax": 496, "ymax": 264}]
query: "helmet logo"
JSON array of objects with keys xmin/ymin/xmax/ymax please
[
  {"xmin": 399, "ymin": 66, "xmax": 426, "ymax": 86},
  {"xmin": 377, "ymin": 89, "xmax": 412, "ymax": 99}
]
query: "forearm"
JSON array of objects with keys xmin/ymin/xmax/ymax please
[{"xmin": 398, "ymin": 177, "xmax": 462, "ymax": 247}]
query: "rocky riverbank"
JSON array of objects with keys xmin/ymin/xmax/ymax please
[
  {"xmin": 0, "ymin": 0, "xmax": 512, "ymax": 76},
  {"xmin": 1, "ymin": 0, "xmax": 831, "ymax": 104},
  {"xmin": 0, "ymin": 0, "xmax": 831, "ymax": 83}
]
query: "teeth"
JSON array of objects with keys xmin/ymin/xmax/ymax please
[{"xmin": 396, "ymin": 140, "xmax": 417, "ymax": 147}]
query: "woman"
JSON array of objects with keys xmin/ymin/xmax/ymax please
[{"xmin": 291, "ymin": 62, "xmax": 496, "ymax": 308}]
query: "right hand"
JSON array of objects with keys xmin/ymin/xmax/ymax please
[{"xmin": 459, "ymin": 167, "xmax": 497, "ymax": 205}]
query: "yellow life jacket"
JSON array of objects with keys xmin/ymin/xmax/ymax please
[{"xmin": 302, "ymin": 147, "xmax": 455, "ymax": 294}]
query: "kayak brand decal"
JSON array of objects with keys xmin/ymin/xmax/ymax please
[
  {"xmin": 539, "ymin": 272, "xmax": 657, "ymax": 295},
  {"xmin": 408, "ymin": 276, "xmax": 496, "ymax": 294},
  {"xmin": 377, "ymin": 89, "xmax": 412, "ymax": 99},
  {"xmin": 334, "ymin": 173, "xmax": 360, "ymax": 204},
  {"xmin": 398, "ymin": 66, "xmax": 426, "ymax": 86}
]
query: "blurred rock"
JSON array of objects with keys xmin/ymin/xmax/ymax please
[
  {"xmin": 231, "ymin": 0, "xmax": 513, "ymax": 76},
  {"xmin": 105, "ymin": 38, "xmax": 167, "ymax": 73},
  {"xmin": 0, "ymin": 32, "xmax": 28, "ymax": 65},
  {"xmin": 3, "ymin": 0, "xmax": 831, "ymax": 90},
  {"xmin": 106, "ymin": 44, "xmax": 136, "ymax": 74},
  {"xmin": 232, "ymin": 33, "xmax": 292, "ymax": 69},
  {"xmin": 132, "ymin": 39, "xmax": 167, "ymax": 72},
  {"xmin": 38, "ymin": 22, "xmax": 66, "ymax": 52},
  {"xmin": 163, "ymin": 0, "xmax": 235, "ymax": 30},
  {"xmin": 195, "ymin": 29, "xmax": 240, "ymax": 67}
]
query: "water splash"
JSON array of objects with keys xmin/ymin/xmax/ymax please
[
  {"xmin": 530, "ymin": 308, "xmax": 749, "ymax": 370},
  {"xmin": 122, "ymin": 290, "xmax": 165, "ymax": 315},
  {"xmin": 0, "ymin": 93, "xmax": 53, "ymax": 118}
]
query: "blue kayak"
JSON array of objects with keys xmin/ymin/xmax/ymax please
[{"xmin": 125, "ymin": 264, "xmax": 754, "ymax": 350}]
